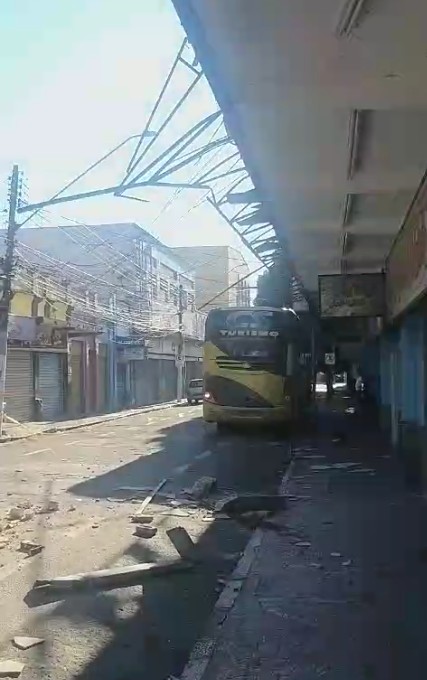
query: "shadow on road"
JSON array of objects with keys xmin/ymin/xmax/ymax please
[
  {"xmin": 68, "ymin": 416, "xmax": 290, "ymax": 501},
  {"xmin": 25, "ymin": 416, "xmax": 289, "ymax": 680}
]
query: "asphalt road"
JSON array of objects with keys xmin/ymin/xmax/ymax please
[{"xmin": 0, "ymin": 405, "xmax": 290, "ymax": 680}]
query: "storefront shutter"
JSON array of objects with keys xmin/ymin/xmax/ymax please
[
  {"xmin": 38, "ymin": 353, "xmax": 64, "ymax": 421},
  {"xmin": 5, "ymin": 350, "xmax": 34, "ymax": 422}
]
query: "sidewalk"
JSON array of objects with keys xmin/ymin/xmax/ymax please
[
  {"xmin": 0, "ymin": 399, "xmax": 183, "ymax": 443},
  {"xmin": 184, "ymin": 400, "xmax": 427, "ymax": 680}
]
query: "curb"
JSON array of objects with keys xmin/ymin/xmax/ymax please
[
  {"xmin": 180, "ymin": 450, "xmax": 296, "ymax": 680},
  {"xmin": 0, "ymin": 400, "xmax": 186, "ymax": 444}
]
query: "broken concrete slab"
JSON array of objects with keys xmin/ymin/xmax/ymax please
[
  {"xmin": 37, "ymin": 500, "xmax": 59, "ymax": 514},
  {"xmin": 167, "ymin": 527, "xmax": 197, "ymax": 560},
  {"xmin": 130, "ymin": 515, "xmax": 153, "ymax": 524},
  {"xmin": 0, "ymin": 660, "xmax": 25, "ymax": 678},
  {"xmin": 19, "ymin": 542, "xmax": 43, "ymax": 557},
  {"xmin": 216, "ymin": 494, "xmax": 286, "ymax": 516},
  {"xmin": 134, "ymin": 525, "xmax": 157, "ymax": 539},
  {"xmin": 33, "ymin": 559, "xmax": 192, "ymax": 591},
  {"xmin": 18, "ymin": 500, "xmax": 32, "ymax": 510},
  {"xmin": 12, "ymin": 637, "xmax": 44, "ymax": 651},
  {"xmin": 187, "ymin": 476, "xmax": 217, "ymax": 501},
  {"xmin": 5, "ymin": 508, "xmax": 25, "ymax": 522}
]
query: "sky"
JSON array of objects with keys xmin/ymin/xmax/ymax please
[{"xmin": 0, "ymin": 0, "xmax": 260, "ymax": 286}]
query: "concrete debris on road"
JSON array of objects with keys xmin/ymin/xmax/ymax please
[
  {"xmin": 214, "ymin": 495, "xmax": 238, "ymax": 513},
  {"xmin": 33, "ymin": 559, "xmax": 193, "ymax": 591},
  {"xmin": 0, "ymin": 660, "xmax": 25, "ymax": 678},
  {"xmin": 19, "ymin": 541, "xmax": 44, "ymax": 557},
  {"xmin": 134, "ymin": 525, "xmax": 157, "ymax": 539},
  {"xmin": 37, "ymin": 500, "xmax": 59, "ymax": 514},
  {"xmin": 5, "ymin": 507, "xmax": 34, "ymax": 523},
  {"xmin": 5, "ymin": 509, "xmax": 25, "ymax": 522},
  {"xmin": 12, "ymin": 637, "xmax": 44, "ymax": 651},
  {"xmin": 167, "ymin": 527, "xmax": 197, "ymax": 560},
  {"xmin": 186, "ymin": 476, "xmax": 217, "ymax": 501},
  {"xmin": 217, "ymin": 494, "xmax": 286, "ymax": 516},
  {"xmin": 130, "ymin": 515, "xmax": 153, "ymax": 524}
]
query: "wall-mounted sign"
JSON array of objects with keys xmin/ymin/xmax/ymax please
[
  {"xmin": 122, "ymin": 346, "xmax": 148, "ymax": 361},
  {"xmin": 319, "ymin": 274, "xmax": 385, "ymax": 318},
  {"xmin": 324, "ymin": 352, "xmax": 336, "ymax": 366},
  {"xmin": 386, "ymin": 193, "xmax": 427, "ymax": 319},
  {"xmin": 35, "ymin": 326, "xmax": 67, "ymax": 348}
]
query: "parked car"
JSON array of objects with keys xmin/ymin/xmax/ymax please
[{"xmin": 186, "ymin": 378, "xmax": 204, "ymax": 405}]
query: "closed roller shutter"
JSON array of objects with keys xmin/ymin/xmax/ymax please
[
  {"xmin": 5, "ymin": 350, "xmax": 34, "ymax": 422},
  {"xmin": 70, "ymin": 342, "xmax": 83, "ymax": 416},
  {"xmin": 38, "ymin": 353, "xmax": 64, "ymax": 421},
  {"xmin": 159, "ymin": 359, "xmax": 177, "ymax": 402},
  {"xmin": 132, "ymin": 360, "xmax": 158, "ymax": 406}
]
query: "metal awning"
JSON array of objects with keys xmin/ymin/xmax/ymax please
[{"xmin": 172, "ymin": 0, "xmax": 427, "ymax": 297}]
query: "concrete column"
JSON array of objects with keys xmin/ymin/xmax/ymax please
[
  {"xmin": 399, "ymin": 313, "xmax": 426, "ymax": 487},
  {"xmin": 379, "ymin": 332, "xmax": 393, "ymax": 430},
  {"xmin": 400, "ymin": 314, "xmax": 424, "ymax": 425}
]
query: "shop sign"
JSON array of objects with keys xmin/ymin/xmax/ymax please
[
  {"xmin": 319, "ymin": 274, "xmax": 385, "ymax": 318},
  {"xmin": 122, "ymin": 346, "xmax": 148, "ymax": 360},
  {"xmin": 386, "ymin": 197, "xmax": 427, "ymax": 319},
  {"xmin": 35, "ymin": 326, "xmax": 67, "ymax": 348},
  {"xmin": 8, "ymin": 316, "xmax": 36, "ymax": 344}
]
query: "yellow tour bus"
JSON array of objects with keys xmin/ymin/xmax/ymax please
[{"xmin": 203, "ymin": 306, "xmax": 311, "ymax": 427}]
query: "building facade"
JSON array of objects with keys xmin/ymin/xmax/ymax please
[
  {"xmin": 8, "ymin": 223, "xmax": 205, "ymax": 419},
  {"xmin": 172, "ymin": 245, "xmax": 251, "ymax": 310},
  {"xmin": 6, "ymin": 288, "xmax": 71, "ymax": 423}
]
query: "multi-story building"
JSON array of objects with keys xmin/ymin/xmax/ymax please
[
  {"xmin": 14, "ymin": 223, "xmax": 204, "ymax": 413},
  {"xmin": 172, "ymin": 245, "xmax": 251, "ymax": 310}
]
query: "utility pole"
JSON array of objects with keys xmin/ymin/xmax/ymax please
[
  {"xmin": 0, "ymin": 165, "xmax": 19, "ymax": 436},
  {"xmin": 176, "ymin": 283, "xmax": 185, "ymax": 402}
]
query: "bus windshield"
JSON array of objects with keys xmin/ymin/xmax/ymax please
[{"xmin": 205, "ymin": 308, "xmax": 298, "ymax": 365}]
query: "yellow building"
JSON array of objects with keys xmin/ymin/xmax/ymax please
[{"xmin": 6, "ymin": 287, "xmax": 71, "ymax": 423}]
